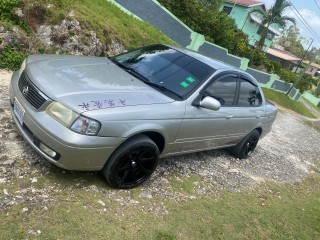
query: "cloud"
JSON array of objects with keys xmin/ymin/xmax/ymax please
[
  {"xmin": 286, "ymin": 9, "xmax": 320, "ymax": 37},
  {"xmin": 299, "ymin": 9, "xmax": 320, "ymax": 30}
]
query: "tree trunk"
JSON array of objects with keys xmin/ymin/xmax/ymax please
[{"xmin": 257, "ymin": 23, "xmax": 271, "ymax": 50}]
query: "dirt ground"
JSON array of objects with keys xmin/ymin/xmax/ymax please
[{"xmin": 0, "ymin": 69, "xmax": 320, "ymax": 210}]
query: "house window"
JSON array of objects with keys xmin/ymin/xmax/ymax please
[
  {"xmin": 222, "ymin": 6, "xmax": 232, "ymax": 15},
  {"xmin": 257, "ymin": 26, "xmax": 264, "ymax": 35},
  {"xmin": 267, "ymin": 32, "xmax": 275, "ymax": 40}
]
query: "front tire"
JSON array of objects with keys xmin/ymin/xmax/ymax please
[
  {"xmin": 232, "ymin": 130, "xmax": 260, "ymax": 159},
  {"xmin": 103, "ymin": 134, "xmax": 159, "ymax": 189}
]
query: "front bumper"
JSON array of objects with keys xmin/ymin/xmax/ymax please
[{"xmin": 9, "ymin": 71, "xmax": 124, "ymax": 171}]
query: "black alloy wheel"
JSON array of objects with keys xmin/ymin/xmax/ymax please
[
  {"xmin": 232, "ymin": 130, "xmax": 260, "ymax": 159},
  {"xmin": 103, "ymin": 135, "xmax": 159, "ymax": 189}
]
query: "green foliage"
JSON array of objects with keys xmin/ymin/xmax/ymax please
[
  {"xmin": 251, "ymin": 0, "xmax": 295, "ymax": 49},
  {"xmin": 0, "ymin": 45, "xmax": 25, "ymax": 70},
  {"xmin": 233, "ymin": 41, "xmax": 267, "ymax": 67},
  {"xmin": 0, "ymin": 0, "xmax": 25, "ymax": 28},
  {"xmin": 158, "ymin": 0, "xmax": 238, "ymax": 52},
  {"xmin": 0, "ymin": 0, "xmax": 22, "ymax": 19},
  {"xmin": 278, "ymin": 68, "xmax": 297, "ymax": 83},
  {"xmin": 298, "ymin": 75, "xmax": 318, "ymax": 92},
  {"xmin": 0, "ymin": 0, "xmax": 175, "ymax": 71},
  {"xmin": 274, "ymin": 25, "xmax": 306, "ymax": 59},
  {"xmin": 265, "ymin": 60, "xmax": 282, "ymax": 73},
  {"xmin": 2, "ymin": 172, "xmax": 320, "ymax": 239},
  {"xmin": 314, "ymin": 84, "xmax": 320, "ymax": 97}
]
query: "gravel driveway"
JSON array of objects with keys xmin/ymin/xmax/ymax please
[{"xmin": 1, "ymin": 70, "xmax": 320, "ymax": 210}]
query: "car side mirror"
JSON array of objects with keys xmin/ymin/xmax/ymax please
[{"xmin": 200, "ymin": 96, "xmax": 221, "ymax": 111}]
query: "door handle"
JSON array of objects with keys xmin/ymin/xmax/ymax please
[
  {"xmin": 225, "ymin": 115, "xmax": 233, "ymax": 119},
  {"xmin": 256, "ymin": 115, "xmax": 262, "ymax": 118}
]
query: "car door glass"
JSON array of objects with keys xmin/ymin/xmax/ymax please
[
  {"xmin": 238, "ymin": 79, "xmax": 262, "ymax": 107},
  {"xmin": 205, "ymin": 76, "xmax": 237, "ymax": 106}
]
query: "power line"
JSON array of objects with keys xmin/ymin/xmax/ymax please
[
  {"xmin": 313, "ymin": 0, "xmax": 320, "ymax": 12},
  {"xmin": 289, "ymin": 0, "xmax": 320, "ymax": 41},
  {"xmin": 288, "ymin": 0, "xmax": 320, "ymax": 43}
]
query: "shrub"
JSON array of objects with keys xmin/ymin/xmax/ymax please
[
  {"xmin": 0, "ymin": 45, "xmax": 25, "ymax": 71},
  {"xmin": 0, "ymin": 0, "xmax": 22, "ymax": 23},
  {"xmin": 297, "ymin": 75, "xmax": 317, "ymax": 92},
  {"xmin": 265, "ymin": 60, "xmax": 282, "ymax": 73},
  {"xmin": 278, "ymin": 69, "xmax": 297, "ymax": 83},
  {"xmin": 159, "ymin": 0, "xmax": 238, "ymax": 51}
]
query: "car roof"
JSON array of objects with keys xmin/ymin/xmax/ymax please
[
  {"xmin": 165, "ymin": 44, "xmax": 236, "ymax": 71},
  {"xmin": 164, "ymin": 44, "xmax": 258, "ymax": 84}
]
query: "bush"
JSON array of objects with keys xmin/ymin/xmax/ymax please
[
  {"xmin": 297, "ymin": 75, "xmax": 317, "ymax": 92},
  {"xmin": 0, "ymin": 45, "xmax": 25, "ymax": 70},
  {"xmin": 159, "ymin": 0, "xmax": 238, "ymax": 51},
  {"xmin": 265, "ymin": 60, "xmax": 282, "ymax": 73},
  {"xmin": 277, "ymin": 69, "xmax": 297, "ymax": 83},
  {"xmin": 0, "ymin": 0, "xmax": 22, "ymax": 20}
]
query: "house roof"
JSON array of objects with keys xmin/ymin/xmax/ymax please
[
  {"xmin": 225, "ymin": 0, "xmax": 264, "ymax": 7},
  {"xmin": 267, "ymin": 48, "xmax": 301, "ymax": 62},
  {"xmin": 303, "ymin": 61, "xmax": 320, "ymax": 69}
]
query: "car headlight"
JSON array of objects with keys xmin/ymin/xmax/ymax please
[
  {"xmin": 71, "ymin": 116, "xmax": 101, "ymax": 135},
  {"xmin": 46, "ymin": 102, "xmax": 101, "ymax": 135},
  {"xmin": 47, "ymin": 102, "xmax": 79, "ymax": 127}
]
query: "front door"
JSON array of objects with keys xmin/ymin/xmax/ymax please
[{"xmin": 172, "ymin": 74, "xmax": 241, "ymax": 154}]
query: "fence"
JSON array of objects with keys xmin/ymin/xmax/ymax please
[{"xmin": 108, "ymin": 0, "xmax": 320, "ymax": 104}]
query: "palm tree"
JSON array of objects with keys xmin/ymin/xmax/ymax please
[{"xmin": 251, "ymin": 0, "xmax": 295, "ymax": 50}]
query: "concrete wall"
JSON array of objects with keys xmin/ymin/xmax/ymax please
[
  {"xmin": 302, "ymin": 91, "xmax": 320, "ymax": 106},
  {"xmin": 108, "ymin": 0, "xmax": 320, "ymax": 104}
]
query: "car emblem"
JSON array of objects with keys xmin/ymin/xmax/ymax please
[{"xmin": 22, "ymin": 86, "xmax": 29, "ymax": 96}]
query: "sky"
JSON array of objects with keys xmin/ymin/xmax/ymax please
[{"xmin": 261, "ymin": 0, "xmax": 320, "ymax": 49}]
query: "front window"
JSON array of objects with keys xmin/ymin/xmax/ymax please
[
  {"xmin": 205, "ymin": 76, "xmax": 238, "ymax": 106},
  {"xmin": 113, "ymin": 45, "xmax": 215, "ymax": 99}
]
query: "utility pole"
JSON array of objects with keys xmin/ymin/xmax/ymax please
[
  {"xmin": 292, "ymin": 38, "xmax": 314, "ymax": 74},
  {"xmin": 286, "ymin": 48, "xmax": 320, "ymax": 96}
]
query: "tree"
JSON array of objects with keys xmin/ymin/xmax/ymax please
[
  {"xmin": 251, "ymin": 0, "xmax": 295, "ymax": 50},
  {"xmin": 274, "ymin": 25, "xmax": 305, "ymax": 57},
  {"xmin": 159, "ymin": 0, "xmax": 239, "ymax": 52}
]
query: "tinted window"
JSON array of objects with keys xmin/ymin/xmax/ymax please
[
  {"xmin": 205, "ymin": 76, "xmax": 237, "ymax": 106},
  {"xmin": 113, "ymin": 45, "xmax": 215, "ymax": 99},
  {"xmin": 238, "ymin": 79, "xmax": 262, "ymax": 107}
]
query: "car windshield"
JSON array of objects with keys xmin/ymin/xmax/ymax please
[{"xmin": 112, "ymin": 45, "xmax": 215, "ymax": 99}]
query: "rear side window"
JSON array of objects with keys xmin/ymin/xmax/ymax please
[
  {"xmin": 205, "ymin": 76, "xmax": 237, "ymax": 106},
  {"xmin": 238, "ymin": 79, "xmax": 262, "ymax": 107}
]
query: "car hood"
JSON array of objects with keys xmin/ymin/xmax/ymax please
[{"xmin": 24, "ymin": 55, "xmax": 174, "ymax": 112}]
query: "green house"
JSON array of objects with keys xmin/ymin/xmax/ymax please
[{"xmin": 220, "ymin": 0, "xmax": 280, "ymax": 51}]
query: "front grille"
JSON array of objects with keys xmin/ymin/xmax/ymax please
[{"xmin": 18, "ymin": 71, "xmax": 48, "ymax": 109}]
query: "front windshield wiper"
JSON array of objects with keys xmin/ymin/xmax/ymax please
[
  {"xmin": 142, "ymin": 81, "xmax": 183, "ymax": 100},
  {"xmin": 110, "ymin": 58, "xmax": 183, "ymax": 100}
]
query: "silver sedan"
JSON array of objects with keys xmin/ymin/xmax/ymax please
[{"xmin": 9, "ymin": 44, "xmax": 277, "ymax": 188}]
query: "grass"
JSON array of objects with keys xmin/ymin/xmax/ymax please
[
  {"xmin": 27, "ymin": 0, "xmax": 175, "ymax": 51},
  {"xmin": 262, "ymin": 88, "xmax": 316, "ymax": 118},
  {"xmin": 1, "ymin": 163, "xmax": 320, "ymax": 239},
  {"xmin": 0, "ymin": 0, "xmax": 176, "ymax": 70}
]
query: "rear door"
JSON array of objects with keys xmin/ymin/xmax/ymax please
[{"xmin": 231, "ymin": 77, "xmax": 264, "ymax": 137}]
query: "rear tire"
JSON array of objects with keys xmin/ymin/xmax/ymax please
[
  {"xmin": 232, "ymin": 130, "xmax": 260, "ymax": 159},
  {"xmin": 103, "ymin": 134, "xmax": 159, "ymax": 189}
]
